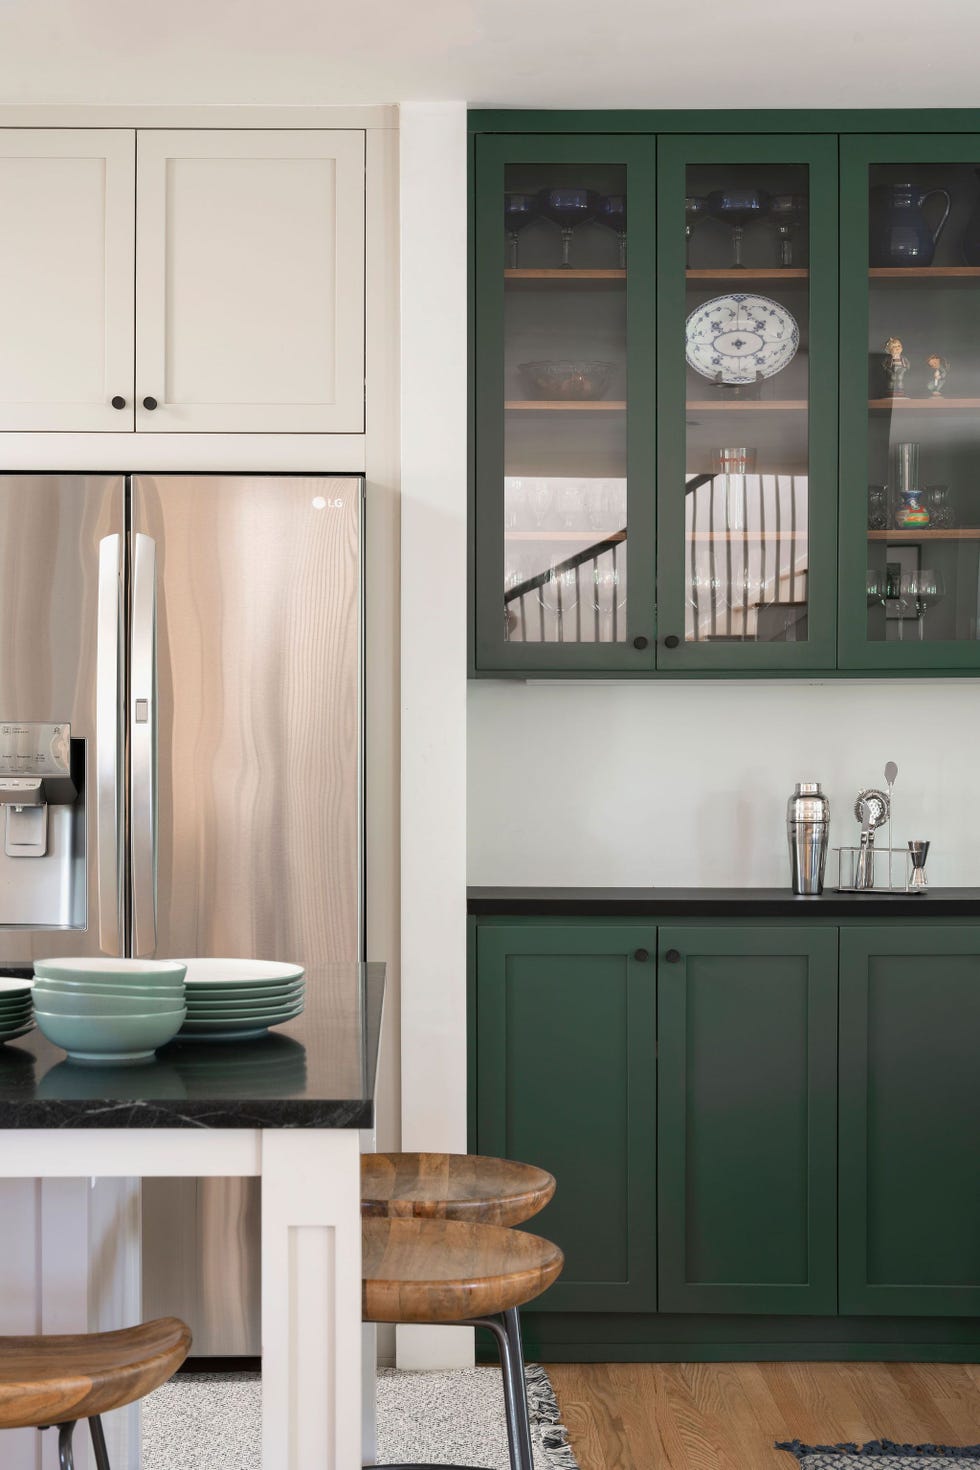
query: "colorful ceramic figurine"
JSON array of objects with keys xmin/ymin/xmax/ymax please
[
  {"xmin": 883, "ymin": 336, "xmax": 910, "ymax": 397},
  {"xmin": 926, "ymin": 353, "xmax": 949, "ymax": 396}
]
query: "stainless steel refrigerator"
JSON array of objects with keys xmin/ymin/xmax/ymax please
[{"xmin": 0, "ymin": 472, "xmax": 364, "ymax": 1355}]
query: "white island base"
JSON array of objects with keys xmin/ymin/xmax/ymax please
[{"xmin": 0, "ymin": 1128, "xmax": 364, "ymax": 1470}]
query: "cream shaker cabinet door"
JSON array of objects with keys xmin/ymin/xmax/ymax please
[
  {"xmin": 135, "ymin": 130, "xmax": 366, "ymax": 432},
  {"xmin": 0, "ymin": 130, "xmax": 136, "ymax": 431}
]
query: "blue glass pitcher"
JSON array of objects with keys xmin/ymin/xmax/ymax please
[{"xmin": 869, "ymin": 183, "xmax": 951, "ymax": 267}]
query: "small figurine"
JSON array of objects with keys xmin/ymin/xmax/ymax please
[
  {"xmin": 926, "ymin": 352, "xmax": 949, "ymax": 396},
  {"xmin": 883, "ymin": 336, "xmax": 910, "ymax": 397}
]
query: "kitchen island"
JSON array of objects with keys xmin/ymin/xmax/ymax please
[{"xmin": 0, "ymin": 961, "xmax": 384, "ymax": 1470}]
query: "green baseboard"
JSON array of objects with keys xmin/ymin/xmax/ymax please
[{"xmin": 476, "ymin": 1313, "xmax": 980, "ymax": 1364}]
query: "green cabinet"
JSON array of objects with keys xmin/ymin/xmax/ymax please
[
  {"xmin": 470, "ymin": 909, "xmax": 980, "ymax": 1348},
  {"xmin": 471, "ymin": 111, "xmax": 980, "ymax": 678},
  {"xmin": 839, "ymin": 925, "xmax": 980, "ymax": 1315},
  {"xmin": 657, "ymin": 925, "xmax": 838, "ymax": 1313},
  {"xmin": 473, "ymin": 135, "xmax": 657, "ymax": 672},
  {"xmin": 474, "ymin": 922, "xmax": 657, "ymax": 1310}
]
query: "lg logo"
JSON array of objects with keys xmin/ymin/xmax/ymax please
[{"xmin": 311, "ymin": 496, "xmax": 345, "ymax": 510}]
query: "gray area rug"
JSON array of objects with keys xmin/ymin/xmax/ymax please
[
  {"xmin": 776, "ymin": 1442, "xmax": 980, "ymax": 1469},
  {"xmin": 142, "ymin": 1366, "xmax": 579, "ymax": 1469}
]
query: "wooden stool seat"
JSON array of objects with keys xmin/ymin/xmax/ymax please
[
  {"xmin": 361, "ymin": 1152, "xmax": 556, "ymax": 1227},
  {"xmin": 362, "ymin": 1217, "xmax": 563, "ymax": 1324},
  {"xmin": 0, "ymin": 1317, "xmax": 191, "ymax": 1431}
]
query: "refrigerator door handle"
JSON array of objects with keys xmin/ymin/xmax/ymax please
[
  {"xmin": 96, "ymin": 534, "xmax": 125, "ymax": 954},
  {"xmin": 131, "ymin": 533, "xmax": 157, "ymax": 955}
]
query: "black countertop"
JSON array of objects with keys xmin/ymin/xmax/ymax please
[
  {"xmin": 0, "ymin": 963, "xmax": 384, "ymax": 1130},
  {"xmin": 468, "ymin": 887, "xmax": 980, "ymax": 918}
]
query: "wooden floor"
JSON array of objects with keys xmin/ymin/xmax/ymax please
[{"xmin": 546, "ymin": 1362, "xmax": 980, "ymax": 1469}]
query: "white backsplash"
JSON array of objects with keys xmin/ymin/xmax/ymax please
[{"xmin": 468, "ymin": 679, "xmax": 980, "ymax": 888}]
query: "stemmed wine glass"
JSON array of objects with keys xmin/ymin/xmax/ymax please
[
  {"xmin": 706, "ymin": 188, "xmax": 771, "ymax": 268},
  {"xmin": 596, "ymin": 194, "xmax": 627, "ymax": 268},
  {"xmin": 768, "ymin": 194, "xmax": 808, "ymax": 267},
  {"xmin": 537, "ymin": 187, "xmax": 599, "ymax": 268},
  {"xmin": 593, "ymin": 560, "xmax": 627, "ymax": 642},
  {"xmin": 685, "ymin": 196, "xmax": 707, "ymax": 267},
  {"xmin": 504, "ymin": 192, "xmax": 538, "ymax": 269},
  {"xmin": 902, "ymin": 568, "xmax": 945, "ymax": 641}
]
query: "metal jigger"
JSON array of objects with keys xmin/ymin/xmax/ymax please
[{"xmin": 908, "ymin": 840, "xmax": 930, "ymax": 889}]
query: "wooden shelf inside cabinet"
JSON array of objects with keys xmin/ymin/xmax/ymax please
[
  {"xmin": 687, "ymin": 268, "xmax": 809, "ymax": 283},
  {"xmin": 867, "ymin": 398, "xmax": 980, "ymax": 412},
  {"xmin": 868, "ymin": 528, "xmax": 980, "ymax": 541},
  {"xmin": 869, "ymin": 266, "xmax": 980, "ymax": 284},
  {"xmin": 505, "ymin": 400, "xmax": 627, "ymax": 411},
  {"xmin": 504, "ymin": 269, "xmax": 625, "ymax": 286},
  {"xmin": 686, "ymin": 400, "xmax": 807, "ymax": 412}
]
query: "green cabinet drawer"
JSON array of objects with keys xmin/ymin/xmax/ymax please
[
  {"xmin": 839, "ymin": 925, "xmax": 980, "ymax": 1315},
  {"xmin": 475, "ymin": 922, "xmax": 657, "ymax": 1311},
  {"xmin": 657, "ymin": 924, "xmax": 838, "ymax": 1314}
]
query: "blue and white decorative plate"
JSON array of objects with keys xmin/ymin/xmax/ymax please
[{"xmin": 685, "ymin": 292, "xmax": 799, "ymax": 385}]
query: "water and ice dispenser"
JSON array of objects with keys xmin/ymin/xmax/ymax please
[{"xmin": 0, "ymin": 722, "xmax": 84, "ymax": 927}]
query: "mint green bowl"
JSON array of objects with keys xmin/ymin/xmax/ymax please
[
  {"xmin": 35, "ymin": 958, "xmax": 187, "ymax": 987},
  {"xmin": 35, "ymin": 990, "xmax": 185, "ymax": 1017},
  {"xmin": 34, "ymin": 977, "xmax": 186, "ymax": 998},
  {"xmin": 35, "ymin": 1008, "xmax": 187, "ymax": 1064}
]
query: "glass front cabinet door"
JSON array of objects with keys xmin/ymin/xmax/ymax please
[
  {"xmin": 473, "ymin": 136, "xmax": 656, "ymax": 671},
  {"xmin": 656, "ymin": 135, "xmax": 839, "ymax": 671},
  {"xmin": 839, "ymin": 135, "xmax": 980, "ymax": 671}
]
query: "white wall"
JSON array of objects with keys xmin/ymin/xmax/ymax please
[
  {"xmin": 468, "ymin": 679, "xmax": 980, "ymax": 887},
  {"xmin": 398, "ymin": 100, "xmax": 471, "ymax": 1370}
]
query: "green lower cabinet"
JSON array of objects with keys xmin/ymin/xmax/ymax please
[
  {"xmin": 839, "ymin": 926, "xmax": 980, "ymax": 1316},
  {"xmin": 657, "ymin": 925, "xmax": 838, "ymax": 1314},
  {"xmin": 475, "ymin": 923, "xmax": 657, "ymax": 1311}
]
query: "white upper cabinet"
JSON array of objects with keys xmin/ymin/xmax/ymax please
[
  {"xmin": 135, "ymin": 130, "xmax": 366, "ymax": 433},
  {"xmin": 0, "ymin": 130, "xmax": 136, "ymax": 430}
]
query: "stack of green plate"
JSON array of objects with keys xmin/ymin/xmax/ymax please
[
  {"xmin": 179, "ymin": 959, "xmax": 305, "ymax": 1042},
  {"xmin": 33, "ymin": 959, "xmax": 187, "ymax": 1064},
  {"xmin": 0, "ymin": 976, "xmax": 35, "ymax": 1042}
]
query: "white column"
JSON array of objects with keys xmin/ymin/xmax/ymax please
[
  {"xmin": 260, "ymin": 1129, "xmax": 362, "ymax": 1470},
  {"xmin": 398, "ymin": 99, "xmax": 472, "ymax": 1370}
]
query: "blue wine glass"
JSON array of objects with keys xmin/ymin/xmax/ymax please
[
  {"xmin": 537, "ymin": 187, "xmax": 600, "ymax": 268},
  {"xmin": 504, "ymin": 192, "xmax": 538, "ymax": 269},
  {"xmin": 706, "ymin": 188, "xmax": 771, "ymax": 268},
  {"xmin": 597, "ymin": 194, "xmax": 627, "ymax": 268}
]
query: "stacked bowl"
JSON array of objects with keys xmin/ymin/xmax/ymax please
[
  {"xmin": 0, "ymin": 976, "xmax": 35, "ymax": 1043},
  {"xmin": 179, "ymin": 960, "xmax": 305, "ymax": 1041},
  {"xmin": 33, "ymin": 959, "xmax": 187, "ymax": 1064}
]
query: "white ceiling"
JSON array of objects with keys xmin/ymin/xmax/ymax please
[{"xmin": 0, "ymin": 0, "xmax": 977, "ymax": 109}]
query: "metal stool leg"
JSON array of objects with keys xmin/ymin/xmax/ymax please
[
  {"xmin": 469, "ymin": 1315, "xmax": 530, "ymax": 1470},
  {"xmin": 503, "ymin": 1308, "xmax": 534, "ymax": 1470},
  {"xmin": 57, "ymin": 1421, "xmax": 76, "ymax": 1470},
  {"xmin": 89, "ymin": 1414, "xmax": 112, "ymax": 1470}
]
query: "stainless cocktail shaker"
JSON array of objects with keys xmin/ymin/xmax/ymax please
[{"xmin": 787, "ymin": 782, "xmax": 831, "ymax": 895}]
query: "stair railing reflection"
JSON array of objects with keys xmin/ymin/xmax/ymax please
[{"xmin": 502, "ymin": 473, "xmax": 808, "ymax": 644}]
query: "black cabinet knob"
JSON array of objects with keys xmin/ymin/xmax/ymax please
[
  {"xmin": 110, "ymin": 395, "xmax": 126, "ymax": 410},
  {"xmin": 142, "ymin": 396, "xmax": 158, "ymax": 411},
  {"xmin": 665, "ymin": 948, "xmax": 681, "ymax": 963},
  {"xmin": 663, "ymin": 634, "xmax": 680, "ymax": 649},
  {"xmin": 633, "ymin": 948, "xmax": 649, "ymax": 962},
  {"xmin": 632, "ymin": 635, "xmax": 648, "ymax": 650}
]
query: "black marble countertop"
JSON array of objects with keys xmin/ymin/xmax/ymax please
[
  {"xmin": 468, "ymin": 887, "xmax": 980, "ymax": 918},
  {"xmin": 0, "ymin": 962, "xmax": 384, "ymax": 1130}
]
